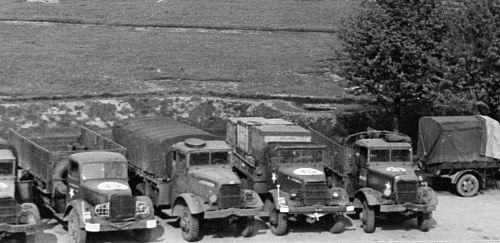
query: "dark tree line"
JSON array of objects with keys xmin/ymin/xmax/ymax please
[{"xmin": 339, "ymin": 0, "xmax": 500, "ymax": 135}]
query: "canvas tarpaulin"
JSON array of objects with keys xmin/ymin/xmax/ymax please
[
  {"xmin": 112, "ymin": 117, "xmax": 219, "ymax": 178},
  {"xmin": 417, "ymin": 116, "xmax": 500, "ymax": 165}
]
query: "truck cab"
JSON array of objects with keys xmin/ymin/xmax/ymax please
[
  {"xmin": 63, "ymin": 152, "xmax": 156, "ymax": 243},
  {"xmin": 345, "ymin": 132, "xmax": 437, "ymax": 233},
  {"xmin": 0, "ymin": 144, "xmax": 41, "ymax": 243}
]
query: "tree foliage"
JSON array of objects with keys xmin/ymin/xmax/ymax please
[{"xmin": 339, "ymin": 0, "xmax": 500, "ymax": 129}]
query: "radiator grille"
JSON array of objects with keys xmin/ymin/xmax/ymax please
[
  {"xmin": 0, "ymin": 198, "xmax": 18, "ymax": 224},
  {"xmin": 109, "ymin": 195, "xmax": 135, "ymax": 222},
  {"xmin": 395, "ymin": 180, "xmax": 418, "ymax": 203},
  {"xmin": 303, "ymin": 182, "xmax": 328, "ymax": 206},
  {"xmin": 219, "ymin": 184, "xmax": 242, "ymax": 208}
]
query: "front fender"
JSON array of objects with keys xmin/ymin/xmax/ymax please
[
  {"xmin": 355, "ymin": 188, "xmax": 382, "ymax": 206},
  {"xmin": 268, "ymin": 189, "xmax": 289, "ymax": 210},
  {"xmin": 63, "ymin": 199, "xmax": 92, "ymax": 227},
  {"xmin": 242, "ymin": 189, "xmax": 263, "ymax": 209},
  {"xmin": 172, "ymin": 193, "xmax": 204, "ymax": 216}
]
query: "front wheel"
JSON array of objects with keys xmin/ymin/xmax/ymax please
[
  {"xmin": 361, "ymin": 201, "xmax": 376, "ymax": 233},
  {"xmin": 68, "ymin": 209, "xmax": 87, "ymax": 243},
  {"xmin": 180, "ymin": 206, "xmax": 201, "ymax": 242},
  {"xmin": 324, "ymin": 214, "xmax": 346, "ymax": 234},
  {"xmin": 236, "ymin": 216, "xmax": 256, "ymax": 237},
  {"xmin": 455, "ymin": 174, "xmax": 480, "ymax": 197},
  {"xmin": 130, "ymin": 228, "xmax": 153, "ymax": 242},
  {"xmin": 417, "ymin": 212, "xmax": 433, "ymax": 232},
  {"xmin": 268, "ymin": 201, "xmax": 288, "ymax": 236}
]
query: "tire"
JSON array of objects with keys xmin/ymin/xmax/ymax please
[
  {"xmin": 22, "ymin": 203, "xmax": 41, "ymax": 225},
  {"xmin": 417, "ymin": 212, "xmax": 432, "ymax": 232},
  {"xmin": 329, "ymin": 215, "xmax": 346, "ymax": 234},
  {"xmin": 180, "ymin": 206, "xmax": 201, "ymax": 242},
  {"xmin": 236, "ymin": 216, "xmax": 256, "ymax": 237},
  {"xmin": 130, "ymin": 228, "xmax": 153, "ymax": 242},
  {"xmin": 268, "ymin": 201, "xmax": 288, "ymax": 236},
  {"xmin": 361, "ymin": 201, "xmax": 376, "ymax": 233},
  {"xmin": 68, "ymin": 209, "xmax": 87, "ymax": 243},
  {"xmin": 455, "ymin": 174, "xmax": 480, "ymax": 197}
]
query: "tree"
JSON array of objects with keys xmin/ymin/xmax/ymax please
[
  {"xmin": 445, "ymin": 0, "xmax": 500, "ymax": 118},
  {"xmin": 339, "ymin": 0, "xmax": 458, "ymax": 130}
]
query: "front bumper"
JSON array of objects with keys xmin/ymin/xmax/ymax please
[
  {"xmin": 0, "ymin": 223, "xmax": 42, "ymax": 235},
  {"xmin": 380, "ymin": 203, "xmax": 436, "ymax": 213},
  {"xmin": 280, "ymin": 205, "xmax": 354, "ymax": 214},
  {"xmin": 204, "ymin": 207, "xmax": 261, "ymax": 219},
  {"xmin": 84, "ymin": 218, "xmax": 157, "ymax": 232}
]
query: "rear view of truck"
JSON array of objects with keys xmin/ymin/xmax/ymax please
[{"xmin": 417, "ymin": 115, "xmax": 500, "ymax": 197}]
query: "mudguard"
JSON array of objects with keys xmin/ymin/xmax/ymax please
[
  {"xmin": 242, "ymin": 189, "xmax": 264, "ymax": 208},
  {"xmin": 173, "ymin": 193, "xmax": 204, "ymax": 215},
  {"xmin": 267, "ymin": 189, "xmax": 289, "ymax": 210},
  {"xmin": 355, "ymin": 188, "xmax": 382, "ymax": 206},
  {"xmin": 63, "ymin": 199, "xmax": 92, "ymax": 227},
  {"xmin": 449, "ymin": 170, "xmax": 483, "ymax": 185}
]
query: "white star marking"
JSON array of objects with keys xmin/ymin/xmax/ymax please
[
  {"xmin": 272, "ymin": 173, "xmax": 277, "ymax": 183},
  {"xmin": 69, "ymin": 188, "xmax": 75, "ymax": 198}
]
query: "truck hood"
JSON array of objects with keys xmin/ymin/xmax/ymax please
[
  {"xmin": 369, "ymin": 164, "xmax": 417, "ymax": 178},
  {"xmin": 0, "ymin": 177, "xmax": 15, "ymax": 199},
  {"xmin": 189, "ymin": 167, "xmax": 240, "ymax": 185},
  {"xmin": 279, "ymin": 165, "xmax": 326, "ymax": 183},
  {"xmin": 81, "ymin": 179, "xmax": 132, "ymax": 205}
]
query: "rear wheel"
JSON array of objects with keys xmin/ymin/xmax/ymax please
[
  {"xmin": 68, "ymin": 209, "xmax": 87, "ymax": 243},
  {"xmin": 324, "ymin": 214, "xmax": 346, "ymax": 234},
  {"xmin": 180, "ymin": 206, "xmax": 201, "ymax": 242},
  {"xmin": 455, "ymin": 174, "xmax": 480, "ymax": 197},
  {"xmin": 236, "ymin": 216, "xmax": 256, "ymax": 237},
  {"xmin": 268, "ymin": 201, "xmax": 288, "ymax": 236},
  {"xmin": 417, "ymin": 212, "xmax": 432, "ymax": 232},
  {"xmin": 361, "ymin": 201, "xmax": 376, "ymax": 233}
]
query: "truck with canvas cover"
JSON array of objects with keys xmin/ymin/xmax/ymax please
[
  {"xmin": 310, "ymin": 128, "xmax": 437, "ymax": 233},
  {"xmin": 417, "ymin": 115, "xmax": 500, "ymax": 197},
  {"xmin": 112, "ymin": 116, "xmax": 263, "ymax": 242},
  {"xmin": 227, "ymin": 117, "xmax": 352, "ymax": 236},
  {"xmin": 0, "ymin": 137, "xmax": 41, "ymax": 243},
  {"xmin": 9, "ymin": 127, "xmax": 156, "ymax": 243}
]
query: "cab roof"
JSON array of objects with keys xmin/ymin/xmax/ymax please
[
  {"xmin": 69, "ymin": 152, "xmax": 127, "ymax": 164},
  {"xmin": 355, "ymin": 138, "xmax": 412, "ymax": 149},
  {"xmin": 0, "ymin": 149, "xmax": 15, "ymax": 161},
  {"xmin": 174, "ymin": 140, "xmax": 231, "ymax": 152}
]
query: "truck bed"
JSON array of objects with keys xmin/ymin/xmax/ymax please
[{"xmin": 9, "ymin": 127, "xmax": 126, "ymax": 193}]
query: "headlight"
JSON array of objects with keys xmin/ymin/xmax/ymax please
[
  {"xmin": 290, "ymin": 189, "xmax": 302, "ymax": 201},
  {"xmin": 384, "ymin": 181, "xmax": 392, "ymax": 197},
  {"xmin": 209, "ymin": 194, "xmax": 218, "ymax": 204},
  {"xmin": 136, "ymin": 201, "xmax": 149, "ymax": 214},
  {"xmin": 95, "ymin": 202, "xmax": 110, "ymax": 217}
]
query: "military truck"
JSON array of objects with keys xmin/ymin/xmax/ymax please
[
  {"xmin": 0, "ymin": 137, "xmax": 41, "ymax": 243},
  {"xmin": 112, "ymin": 116, "xmax": 263, "ymax": 242},
  {"xmin": 310, "ymin": 128, "xmax": 437, "ymax": 233},
  {"xmin": 417, "ymin": 116, "xmax": 500, "ymax": 197},
  {"xmin": 227, "ymin": 117, "xmax": 353, "ymax": 236},
  {"xmin": 10, "ymin": 127, "xmax": 157, "ymax": 243}
]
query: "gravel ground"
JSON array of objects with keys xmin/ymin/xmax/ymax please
[{"xmin": 35, "ymin": 190, "xmax": 500, "ymax": 243}]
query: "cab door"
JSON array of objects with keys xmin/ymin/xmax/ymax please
[
  {"xmin": 171, "ymin": 150, "xmax": 189, "ymax": 201},
  {"xmin": 66, "ymin": 160, "xmax": 81, "ymax": 201}
]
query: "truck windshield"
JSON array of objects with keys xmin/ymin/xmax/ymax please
[
  {"xmin": 81, "ymin": 162, "xmax": 128, "ymax": 180},
  {"xmin": 0, "ymin": 161, "xmax": 14, "ymax": 176},
  {"xmin": 278, "ymin": 149, "xmax": 323, "ymax": 163},
  {"xmin": 369, "ymin": 149, "xmax": 411, "ymax": 162},
  {"xmin": 190, "ymin": 152, "xmax": 230, "ymax": 166}
]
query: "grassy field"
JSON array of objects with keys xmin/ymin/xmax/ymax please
[
  {"xmin": 1, "ymin": 0, "xmax": 358, "ymax": 31},
  {"xmin": 0, "ymin": 0, "xmax": 360, "ymax": 99}
]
